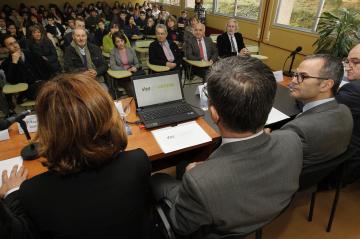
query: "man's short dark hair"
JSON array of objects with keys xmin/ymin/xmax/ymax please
[
  {"xmin": 207, "ymin": 56, "xmax": 277, "ymax": 133},
  {"xmin": 303, "ymin": 54, "xmax": 344, "ymax": 95}
]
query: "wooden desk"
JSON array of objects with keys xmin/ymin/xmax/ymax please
[{"xmin": 0, "ymin": 98, "xmax": 220, "ymax": 176}]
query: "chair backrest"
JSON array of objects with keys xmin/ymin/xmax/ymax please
[{"xmin": 299, "ymin": 147, "xmax": 355, "ymax": 190}]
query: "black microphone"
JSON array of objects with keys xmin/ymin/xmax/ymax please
[
  {"xmin": 289, "ymin": 46, "xmax": 302, "ymax": 57},
  {"xmin": 0, "ymin": 110, "xmax": 31, "ymax": 130}
]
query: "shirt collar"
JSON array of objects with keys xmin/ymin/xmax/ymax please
[
  {"xmin": 302, "ymin": 98, "xmax": 335, "ymax": 112},
  {"xmin": 221, "ymin": 130, "xmax": 264, "ymax": 146}
]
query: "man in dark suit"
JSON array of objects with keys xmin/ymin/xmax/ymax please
[
  {"xmin": 184, "ymin": 23, "xmax": 218, "ymax": 78},
  {"xmin": 152, "ymin": 57, "xmax": 303, "ymax": 238},
  {"xmin": 217, "ymin": 18, "xmax": 249, "ymax": 58},
  {"xmin": 63, "ymin": 28, "xmax": 108, "ymax": 89},
  {"xmin": 281, "ymin": 54, "xmax": 353, "ymax": 168},
  {"xmin": 148, "ymin": 23, "xmax": 182, "ymax": 70},
  {"xmin": 336, "ymin": 44, "xmax": 360, "ymax": 183}
]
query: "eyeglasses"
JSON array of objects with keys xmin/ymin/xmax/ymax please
[
  {"xmin": 292, "ymin": 72, "xmax": 329, "ymax": 84},
  {"xmin": 342, "ymin": 58, "xmax": 360, "ymax": 67}
]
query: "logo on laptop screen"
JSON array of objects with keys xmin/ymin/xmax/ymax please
[{"xmin": 142, "ymin": 86, "xmax": 151, "ymax": 92}]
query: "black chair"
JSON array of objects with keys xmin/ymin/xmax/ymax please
[{"xmin": 299, "ymin": 147, "xmax": 355, "ymax": 232}]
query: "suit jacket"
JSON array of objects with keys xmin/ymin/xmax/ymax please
[
  {"xmin": 3, "ymin": 149, "xmax": 152, "ymax": 239},
  {"xmin": 184, "ymin": 37, "xmax": 218, "ymax": 62},
  {"xmin": 63, "ymin": 42, "xmax": 108, "ymax": 77},
  {"xmin": 149, "ymin": 40, "xmax": 182, "ymax": 66},
  {"xmin": 152, "ymin": 130, "xmax": 303, "ymax": 238},
  {"xmin": 217, "ymin": 32, "xmax": 246, "ymax": 58},
  {"xmin": 281, "ymin": 100, "xmax": 353, "ymax": 167},
  {"xmin": 110, "ymin": 47, "xmax": 140, "ymax": 71}
]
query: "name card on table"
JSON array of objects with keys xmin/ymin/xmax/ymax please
[
  {"xmin": 151, "ymin": 121, "xmax": 211, "ymax": 153},
  {"xmin": 18, "ymin": 115, "xmax": 38, "ymax": 134},
  {"xmin": 273, "ymin": 71, "xmax": 284, "ymax": 82},
  {"xmin": 266, "ymin": 108, "xmax": 290, "ymax": 125},
  {"xmin": 0, "ymin": 156, "xmax": 23, "ymax": 186},
  {"xmin": 0, "ymin": 129, "xmax": 10, "ymax": 141}
]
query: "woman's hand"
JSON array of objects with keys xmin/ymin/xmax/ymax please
[{"xmin": 0, "ymin": 165, "xmax": 28, "ymax": 199}]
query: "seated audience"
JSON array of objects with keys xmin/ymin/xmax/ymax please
[
  {"xmin": 151, "ymin": 56, "xmax": 303, "ymax": 238},
  {"xmin": 27, "ymin": 25, "xmax": 61, "ymax": 73},
  {"xmin": 281, "ymin": 54, "xmax": 353, "ymax": 167},
  {"xmin": 135, "ymin": 11, "xmax": 147, "ymax": 28},
  {"xmin": 2, "ymin": 35, "xmax": 54, "ymax": 102},
  {"xmin": 94, "ymin": 19, "xmax": 108, "ymax": 47},
  {"xmin": 177, "ymin": 10, "xmax": 189, "ymax": 29},
  {"xmin": 64, "ymin": 28, "xmax": 108, "ymax": 88},
  {"xmin": 152, "ymin": 4, "xmax": 160, "ymax": 19},
  {"xmin": 336, "ymin": 44, "xmax": 360, "ymax": 183},
  {"xmin": 166, "ymin": 15, "xmax": 183, "ymax": 44},
  {"xmin": 183, "ymin": 16, "xmax": 199, "ymax": 44},
  {"xmin": 102, "ymin": 23, "xmax": 130, "ymax": 53},
  {"xmin": 6, "ymin": 23, "xmax": 26, "ymax": 49},
  {"xmin": 85, "ymin": 8, "xmax": 99, "ymax": 33},
  {"xmin": 63, "ymin": 17, "xmax": 95, "ymax": 48},
  {"xmin": 184, "ymin": 23, "xmax": 218, "ymax": 78},
  {"xmin": 123, "ymin": 15, "xmax": 141, "ymax": 40},
  {"xmin": 110, "ymin": 32, "xmax": 143, "ymax": 74},
  {"xmin": 143, "ymin": 17, "xmax": 156, "ymax": 36},
  {"xmin": 217, "ymin": 18, "xmax": 249, "ymax": 58},
  {"xmin": 149, "ymin": 24, "xmax": 182, "ymax": 70},
  {"xmin": 0, "ymin": 73, "xmax": 151, "ymax": 239},
  {"xmin": 45, "ymin": 15, "xmax": 65, "ymax": 41},
  {"xmin": 118, "ymin": 10, "xmax": 127, "ymax": 28}
]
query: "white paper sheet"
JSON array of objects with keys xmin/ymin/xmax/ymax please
[
  {"xmin": 266, "ymin": 108, "xmax": 290, "ymax": 125},
  {"xmin": 151, "ymin": 121, "xmax": 212, "ymax": 153},
  {"xmin": 273, "ymin": 71, "xmax": 284, "ymax": 82},
  {"xmin": 0, "ymin": 156, "xmax": 23, "ymax": 186},
  {"xmin": 0, "ymin": 129, "xmax": 10, "ymax": 141}
]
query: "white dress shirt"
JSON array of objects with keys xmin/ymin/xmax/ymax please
[
  {"xmin": 302, "ymin": 98, "xmax": 335, "ymax": 112},
  {"xmin": 227, "ymin": 33, "xmax": 238, "ymax": 53}
]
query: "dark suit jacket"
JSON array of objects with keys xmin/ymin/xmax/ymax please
[
  {"xmin": 152, "ymin": 131, "xmax": 303, "ymax": 238},
  {"xmin": 2, "ymin": 149, "xmax": 152, "ymax": 239},
  {"xmin": 184, "ymin": 37, "xmax": 218, "ymax": 62},
  {"xmin": 217, "ymin": 32, "xmax": 246, "ymax": 58},
  {"xmin": 149, "ymin": 40, "xmax": 182, "ymax": 66},
  {"xmin": 63, "ymin": 43, "xmax": 108, "ymax": 77},
  {"xmin": 281, "ymin": 100, "xmax": 353, "ymax": 168}
]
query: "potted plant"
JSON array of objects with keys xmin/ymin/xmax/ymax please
[{"xmin": 313, "ymin": 8, "xmax": 360, "ymax": 58}]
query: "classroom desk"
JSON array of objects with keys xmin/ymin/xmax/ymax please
[{"xmin": 0, "ymin": 98, "xmax": 220, "ymax": 175}]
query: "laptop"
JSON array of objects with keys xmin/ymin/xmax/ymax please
[{"xmin": 131, "ymin": 71, "xmax": 201, "ymax": 129}]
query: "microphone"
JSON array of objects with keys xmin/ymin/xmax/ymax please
[
  {"xmin": 0, "ymin": 110, "xmax": 31, "ymax": 130},
  {"xmin": 283, "ymin": 46, "xmax": 303, "ymax": 77},
  {"xmin": 289, "ymin": 46, "xmax": 302, "ymax": 57}
]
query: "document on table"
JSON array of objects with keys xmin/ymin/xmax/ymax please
[
  {"xmin": 266, "ymin": 108, "xmax": 290, "ymax": 125},
  {"xmin": 0, "ymin": 156, "xmax": 23, "ymax": 186},
  {"xmin": 151, "ymin": 121, "xmax": 212, "ymax": 153}
]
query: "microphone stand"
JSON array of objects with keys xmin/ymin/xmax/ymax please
[
  {"xmin": 18, "ymin": 119, "xmax": 39, "ymax": 160},
  {"xmin": 283, "ymin": 53, "xmax": 297, "ymax": 77}
]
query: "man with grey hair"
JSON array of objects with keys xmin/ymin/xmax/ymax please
[
  {"xmin": 148, "ymin": 24, "xmax": 181, "ymax": 70},
  {"xmin": 152, "ymin": 56, "xmax": 303, "ymax": 238},
  {"xmin": 281, "ymin": 54, "xmax": 353, "ymax": 167},
  {"xmin": 63, "ymin": 28, "xmax": 108, "ymax": 88}
]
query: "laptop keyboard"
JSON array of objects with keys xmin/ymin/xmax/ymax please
[{"xmin": 142, "ymin": 104, "xmax": 194, "ymax": 120}]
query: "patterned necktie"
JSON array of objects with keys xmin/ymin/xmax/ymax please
[
  {"xmin": 198, "ymin": 39, "xmax": 204, "ymax": 60},
  {"xmin": 230, "ymin": 35, "xmax": 236, "ymax": 53}
]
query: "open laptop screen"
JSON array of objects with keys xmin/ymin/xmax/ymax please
[{"xmin": 133, "ymin": 73, "xmax": 183, "ymax": 108}]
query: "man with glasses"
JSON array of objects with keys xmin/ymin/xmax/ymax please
[
  {"xmin": 281, "ymin": 54, "xmax": 353, "ymax": 167},
  {"xmin": 336, "ymin": 44, "xmax": 360, "ymax": 184}
]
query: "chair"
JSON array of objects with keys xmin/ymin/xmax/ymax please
[
  {"xmin": 3, "ymin": 83, "xmax": 36, "ymax": 109},
  {"xmin": 135, "ymin": 40, "xmax": 154, "ymax": 70},
  {"xmin": 107, "ymin": 69, "xmax": 132, "ymax": 99},
  {"xmin": 299, "ymin": 147, "xmax": 355, "ymax": 232},
  {"xmin": 182, "ymin": 58, "xmax": 211, "ymax": 88}
]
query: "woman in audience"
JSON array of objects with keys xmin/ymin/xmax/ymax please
[
  {"xmin": 124, "ymin": 15, "xmax": 141, "ymax": 40},
  {"xmin": 183, "ymin": 16, "xmax": 199, "ymax": 44},
  {"xmin": 6, "ymin": 23, "xmax": 27, "ymax": 49},
  {"xmin": 166, "ymin": 15, "xmax": 183, "ymax": 44},
  {"xmin": 143, "ymin": 17, "xmax": 155, "ymax": 36},
  {"xmin": 110, "ymin": 32, "xmax": 143, "ymax": 75},
  {"xmin": 103, "ymin": 23, "xmax": 130, "ymax": 53},
  {"xmin": 0, "ymin": 73, "xmax": 152, "ymax": 239},
  {"xmin": 27, "ymin": 25, "xmax": 61, "ymax": 73}
]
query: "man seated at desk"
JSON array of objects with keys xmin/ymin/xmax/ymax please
[
  {"xmin": 151, "ymin": 56, "xmax": 303, "ymax": 238},
  {"xmin": 148, "ymin": 24, "xmax": 182, "ymax": 70},
  {"xmin": 280, "ymin": 54, "xmax": 353, "ymax": 168},
  {"xmin": 184, "ymin": 23, "xmax": 218, "ymax": 79}
]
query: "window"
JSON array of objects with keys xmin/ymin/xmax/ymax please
[
  {"xmin": 154, "ymin": 0, "xmax": 179, "ymax": 6},
  {"xmin": 236, "ymin": 0, "xmax": 261, "ymax": 19},
  {"xmin": 186, "ymin": 0, "xmax": 213, "ymax": 10},
  {"xmin": 275, "ymin": 0, "xmax": 360, "ymax": 32},
  {"xmin": 216, "ymin": 0, "xmax": 235, "ymax": 15}
]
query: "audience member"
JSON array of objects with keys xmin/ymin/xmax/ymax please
[
  {"xmin": 152, "ymin": 4, "xmax": 160, "ymax": 19},
  {"xmin": 281, "ymin": 54, "xmax": 353, "ymax": 167},
  {"xmin": 6, "ymin": 23, "xmax": 27, "ymax": 49},
  {"xmin": 110, "ymin": 32, "xmax": 142, "ymax": 74},
  {"xmin": 94, "ymin": 19, "xmax": 108, "ymax": 46},
  {"xmin": 0, "ymin": 73, "xmax": 152, "ymax": 239},
  {"xmin": 2, "ymin": 35, "xmax": 55, "ymax": 102},
  {"xmin": 27, "ymin": 25, "xmax": 61, "ymax": 73},
  {"xmin": 63, "ymin": 17, "xmax": 95, "ymax": 47},
  {"xmin": 194, "ymin": 0, "xmax": 206, "ymax": 24},
  {"xmin": 336, "ymin": 44, "xmax": 360, "ymax": 183},
  {"xmin": 151, "ymin": 56, "xmax": 303, "ymax": 238},
  {"xmin": 166, "ymin": 15, "xmax": 183, "ymax": 44},
  {"xmin": 135, "ymin": 11, "xmax": 147, "ymax": 28},
  {"xmin": 118, "ymin": 10, "xmax": 127, "ymax": 28},
  {"xmin": 102, "ymin": 23, "xmax": 130, "ymax": 53},
  {"xmin": 124, "ymin": 15, "xmax": 141, "ymax": 40},
  {"xmin": 217, "ymin": 18, "xmax": 249, "ymax": 58},
  {"xmin": 184, "ymin": 23, "xmax": 218, "ymax": 78},
  {"xmin": 143, "ymin": 17, "xmax": 156, "ymax": 36},
  {"xmin": 178, "ymin": 10, "xmax": 189, "ymax": 29},
  {"xmin": 183, "ymin": 16, "xmax": 199, "ymax": 44},
  {"xmin": 64, "ymin": 28, "xmax": 108, "ymax": 88},
  {"xmin": 149, "ymin": 24, "xmax": 181, "ymax": 70},
  {"xmin": 85, "ymin": 8, "xmax": 99, "ymax": 33},
  {"xmin": 45, "ymin": 15, "xmax": 65, "ymax": 41}
]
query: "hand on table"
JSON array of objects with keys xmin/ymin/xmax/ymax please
[{"xmin": 0, "ymin": 165, "xmax": 28, "ymax": 199}]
